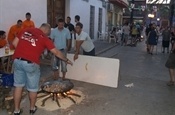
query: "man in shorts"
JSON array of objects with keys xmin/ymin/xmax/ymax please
[
  {"xmin": 122, "ymin": 22, "xmax": 130, "ymax": 46},
  {"xmin": 12, "ymin": 23, "xmax": 73, "ymax": 115},
  {"xmin": 50, "ymin": 18, "xmax": 71, "ymax": 80},
  {"xmin": 64, "ymin": 16, "xmax": 75, "ymax": 50}
]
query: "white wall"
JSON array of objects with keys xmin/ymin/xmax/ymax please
[
  {"xmin": 65, "ymin": 0, "xmax": 107, "ymax": 40},
  {"xmin": 0, "ymin": 0, "xmax": 47, "ymax": 33}
]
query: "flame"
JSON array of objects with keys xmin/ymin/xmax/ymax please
[
  {"xmin": 63, "ymin": 92, "xmax": 67, "ymax": 96},
  {"xmin": 66, "ymin": 91, "xmax": 70, "ymax": 94}
]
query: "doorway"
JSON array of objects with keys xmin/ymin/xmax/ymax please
[
  {"xmin": 98, "ymin": 8, "xmax": 103, "ymax": 33},
  {"xmin": 89, "ymin": 5, "xmax": 95, "ymax": 39},
  {"xmin": 47, "ymin": 0, "xmax": 65, "ymax": 28}
]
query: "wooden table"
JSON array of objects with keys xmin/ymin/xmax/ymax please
[{"xmin": 0, "ymin": 48, "xmax": 14, "ymax": 73}]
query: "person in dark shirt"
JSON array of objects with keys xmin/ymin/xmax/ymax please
[
  {"xmin": 171, "ymin": 32, "xmax": 175, "ymax": 51},
  {"xmin": 0, "ymin": 30, "xmax": 7, "ymax": 48},
  {"xmin": 64, "ymin": 16, "xmax": 75, "ymax": 50},
  {"xmin": 147, "ymin": 24, "xmax": 158, "ymax": 55},
  {"xmin": 162, "ymin": 27, "xmax": 171, "ymax": 53},
  {"xmin": 145, "ymin": 24, "xmax": 153, "ymax": 53},
  {"xmin": 64, "ymin": 16, "xmax": 74, "ymax": 33},
  {"xmin": 75, "ymin": 15, "xmax": 80, "ymax": 24}
]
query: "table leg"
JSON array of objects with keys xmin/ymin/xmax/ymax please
[{"xmin": 6, "ymin": 56, "xmax": 13, "ymax": 73}]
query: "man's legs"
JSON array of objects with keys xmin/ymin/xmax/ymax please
[
  {"xmin": 13, "ymin": 59, "xmax": 25, "ymax": 113},
  {"xmin": 53, "ymin": 70, "xmax": 59, "ymax": 80},
  {"xmin": 130, "ymin": 36, "xmax": 134, "ymax": 44},
  {"xmin": 147, "ymin": 45, "xmax": 149, "ymax": 52},
  {"xmin": 52, "ymin": 55, "xmax": 60, "ymax": 80},
  {"xmin": 29, "ymin": 92, "xmax": 37, "ymax": 110},
  {"xmin": 25, "ymin": 63, "xmax": 40, "ymax": 113},
  {"xmin": 147, "ymin": 44, "xmax": 151, "ymax": 53},
  {"xmin": 62, "ymin": 72, "xmax": 66, "ymax": 79},
  {"xmin": 124, "ymin": 35, "xmax": 128, "ymax": 46},
  {"xmin": 13, "ymin": 87, "xmax": 23, "ymax": 112},
  {"xmin": 150, "ymin": 45, "xmax": 154, "ymax": 54},
  {"xmin": 146, "ymin": 36, "xmax": 150, "ymax": 53},
  {"xmin": 61, "ymin": 50, "xmax": 67, "ymax": 80},
  {"xmin": 162, "ymin": 47, "xmax": 165, "ymax": 53},
  {"xmin": 167, "ymin": 47, "xmax": 169, "ymax": 53}
]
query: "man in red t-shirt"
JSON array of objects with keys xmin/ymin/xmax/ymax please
[{"xmin": 12, "ymin": 23, "xmax": 73, "ymax": 115}]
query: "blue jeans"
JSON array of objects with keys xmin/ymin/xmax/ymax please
[{"xmin": 13, "ymin": 59, "xmax": 40, "ymax": 92}]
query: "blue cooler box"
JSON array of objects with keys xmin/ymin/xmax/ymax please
[{"xmin": 0, "ymin": 73, "xmax": 14, "ymax": 87}]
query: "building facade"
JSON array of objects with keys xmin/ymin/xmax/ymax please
[
  {"xmin": 0, "ymin": 0, "xmax": 128, "ymax": 40},
  {"xmin": 123, "ymin": 0, "xmax": 146, "ymax": 24},
  {"xmin": 106, "ymin": 0, "xmax": 128, "ymax": 31},
  {"xmin": 65, "ymin": 0, "xmax": 107, "ymax": 40},
  {"xmin": 0, "ymin": 0, "xmax": 106, "ymax": 40},
  {"xmin": 0, "ymin": 0, "xmax": 47, "ymax": 33}
]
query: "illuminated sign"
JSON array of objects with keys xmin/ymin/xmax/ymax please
[{"xmin": 146, "ymin": 0, "xmax": 170, "ymax": 4}]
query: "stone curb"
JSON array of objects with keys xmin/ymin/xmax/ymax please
[{"xmin": 95, "ymin": 44, "xmax": 118, "ymax": 56}]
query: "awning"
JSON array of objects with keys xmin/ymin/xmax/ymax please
[{"xmin": 109, "ymin": 0, "xmax": 128, "ymax": 8}]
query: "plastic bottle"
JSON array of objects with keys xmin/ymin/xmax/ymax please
[{"xmin": 5, "ymin": 44, "xmax": 10, "ymax": 54}]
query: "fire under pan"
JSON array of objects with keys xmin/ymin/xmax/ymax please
[{"xmin": 37, "ymin": 79, "xmax": 81, "ymax": 107}]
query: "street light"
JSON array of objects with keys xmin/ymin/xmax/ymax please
[
  {"xmin": 157, "ymin": 18, "xmax": 160, "ymax": 25},
  {"xmin": 148, "ymin": 14, "xmax": 154, "ymax": 23},
  {"xmin": 157, "ymin": 18, "xmax": 160, "ymax": 21},
  {"xmin": 130, "ymin": 1, "xmax": 135, "ymax": 24}
]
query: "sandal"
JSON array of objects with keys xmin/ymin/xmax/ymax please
[
  {"xmin": 30, "ymin": 106, "xmax": 37, "ymax": 115},
  {"xmin": 14, "ymin": 112, "xmax": 21, "ymax": 115},
  {"xmin": 14, "ymin": 109, "xmax": 23, "ymax": 115},
  {"xmin": 167, "ymin": 81, "xmax": 175, "ymax": 86}
]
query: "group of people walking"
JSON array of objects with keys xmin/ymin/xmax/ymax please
[
  {"xmin": 119, "ymin": 22, "xmax": 175, "ymax": 88},
  {"xmin": 145, "ymin": 23, "xmax": 175, "ymax": 55},
  {"xmin": 109, "ymin": 22, "xmax": 143, "ymax": 47},
  {"xmin": 145, "ymin": 23, "xmax": 175, "ymax": 87}
]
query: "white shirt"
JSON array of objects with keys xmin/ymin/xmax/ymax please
[
  {"xmin": 122, "ymin": 25, "xmax": 130, "ymax": 35},
  {"xmin": 76, "ymin": 31, "xmax": 95, "ymax": 52}
]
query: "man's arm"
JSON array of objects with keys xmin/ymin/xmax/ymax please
[
  {"xmin": 50, "ymin": 48, "xmax": 73, "ymax": 65},
  {"xmin": 74, "ymin": 40, "xmax": 84, "ymax": 61},
  {"xmin": 12, "ymin": 37, "xmax": 19, "ymax": 48},
  {"xmin": 7, "ymin": 27, "xmax": 13, "ymax": 44},
  {"xmin": 32, "ymin": 21, "xmax": 35, "ymax": 28}
]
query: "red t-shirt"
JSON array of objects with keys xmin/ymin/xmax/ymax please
[{"xmin": 13, "ymin": 28, "xmax": 55, "ymax": 64}]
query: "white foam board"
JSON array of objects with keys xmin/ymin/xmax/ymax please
[{"xmin": 67, "ymin": 54, "xmax": 120, "ymax": 88}]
